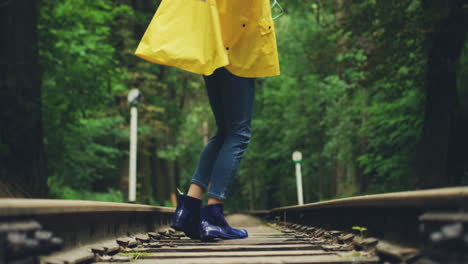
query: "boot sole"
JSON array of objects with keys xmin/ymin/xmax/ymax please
[{"xmin": 200, "ymin": 230, "xmax": 248, "ymax": 241}]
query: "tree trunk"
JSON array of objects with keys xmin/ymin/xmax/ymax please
[
  {"xmin": 166, "ymin": 157, "xmax": 177, "ymax": 206},
  {"xmin": 360, "ymin": 92, "xmax": 370, "ymax": 193},
  {"xmin": 149, "ymin": 138, "xmax": 159, "ymax": 204},
  {"xmin": 138, "ymin": 150, "xmax": 152, "ymax": 203},
  {"xmin": 414, "ymin": 1, "xmax": 468, "ymax": 188},
  {"xmin": 0, "ymin": 0, "xmax": 48, "ymax": 197},
  {"xmin": 318, "ymin": 106, "xmax": 326, "ymax": 200},
  {"xmin": 330, "ymin": 152, "xmax": 338, "ymax": 197},
  {"xmin": 336, "ymin": 159, "xmax": 346, "ymax": 197},
  {"xmin": 154, "ymin": 151, "xmax": 169, "ymax": 204},
  {"xmin": 334, "ymin": 0, "xmax": 346, "ymax": 76}
]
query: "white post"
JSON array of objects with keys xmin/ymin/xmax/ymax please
[
  {"xmin": 127, "ymin": 89, "xmax": 142, "ymax": 203},
  {"xmin": 295, "ymin": 162, "xmax": 304, "ymax": 205},
  {"xmin": 129, "ymin": 106, "xmax": 138, "ymax": 203},
  {"xmin": 292, "ymin": 151, "xmax": 304, "ymax": 205}
]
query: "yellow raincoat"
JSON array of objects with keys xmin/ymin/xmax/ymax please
[{"xmin": 135, "ymin": 0, "xmax": 280, "ymax": 78}]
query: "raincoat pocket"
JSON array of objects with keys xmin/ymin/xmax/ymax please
[
  {"xmin": 258, "ymin": 19, "xmax": 275, "ymax": 55},
  {"xmin": 135, "ymin": 0, "xmax": 229, "ymax": 76},
  {"xmin": 258, "ymin": 18, "xmax": 274, "ymax": 36}
]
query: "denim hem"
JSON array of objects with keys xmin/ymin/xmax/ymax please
[
  {"xmin": 190, "ymin": 179, "xmax": 208, "ymax": 190},
  {"xmin": 207, "ymin": 192, "xmax": 226, "ymax": 201}
]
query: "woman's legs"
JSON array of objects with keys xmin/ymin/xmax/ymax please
[
  {"xmin": 189, "ymin": 68, "xmax": 255, "ymax": 201},
  {"xmin": 206, "ymin": 68, "xmax": 255, "ymax": 201},
  {"xmin": 187, "ymin": 184, "xmax": 204, "ymax": 200},
  {"xmin": 174, "ymin": 68, "xmax": 254, "ymax": 240},
  {"xmin": 200, "ymin": 81, "xmax": 255, "ymax": 239},
  {"xmin": 173, "ymin": 70, "xmax": 225, "ymax": 238},
  {"xmin": 182, "ymin": 68, "xmax": 254, "ymax": 240},
  {"xmin": 200, "ymin": 69, "xmax": 254, "ymax": 237},
  {"xmin": 189, "ymin": 68, "xmax": 227, "ymax": 196}
]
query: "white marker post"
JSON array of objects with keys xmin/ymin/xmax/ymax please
[
  {"xmin": 292, "ymin": 151, "xmax": 304, "ymax": 205},
  {"xmin": 127, "ymin": 89, "xmax": 142, "ymax": 203}
]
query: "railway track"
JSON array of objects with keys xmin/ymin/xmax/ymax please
[
  {"xmin": 94, "ymin": 215, "xmax": 380, "ymax": 264},
  {"xmin": 1, "ymin": 187, "xmax": 467, "ymax": 264}
]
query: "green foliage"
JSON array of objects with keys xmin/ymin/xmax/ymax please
[
  {"xmin": 40, "ymin": 0, "xmax": 132, "ymax": 198},
  {"xmin": 358, "ymin": 89, "xmax": 424, "ymax": 192},
  {"xmin": 48, "ymin": 116, "xmax": 126, "ymax": 191},
  {"xmin": 48, "ymin": 183, "xmax": 124, "ymax": 202}
]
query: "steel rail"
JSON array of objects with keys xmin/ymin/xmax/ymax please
[
  {"xmin": 264, "ymin": 187, "xmax": 468, "ymax": 247},
  {"xmin": 0, "ymin": 199, "xmax": 174, "ymax": 216},
  {"xmin": 0, "ymin": 199, "xmax": 174, "ymax": 250},
  {"xmin": 271, "ymin": 187, "xmax": 468, "ymax": 211}
]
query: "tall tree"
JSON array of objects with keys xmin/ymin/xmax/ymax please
[
  {"xmin": 0, "ymin": 0, "xmax": 48, "ymax": 197},
  {"xmin": 414, "ymin": 0, "xmax": 468, "ymax": 188}
]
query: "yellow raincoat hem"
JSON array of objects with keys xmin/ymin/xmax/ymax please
[
  {"xmin": 225, "ymin": 64, "xmax": 280, "ymax": 78},
  {"xmin": 135, "ymin": 52, "xmax": 229, "ymax": 76}
]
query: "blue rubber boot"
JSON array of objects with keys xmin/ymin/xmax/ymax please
[
  {"xmin": 200, "ymin": 204, "xmax": 248, "ymax": 241},
  {"xmin": 170, "ymin": 194, "xmax": 201, "ymax": 239}
]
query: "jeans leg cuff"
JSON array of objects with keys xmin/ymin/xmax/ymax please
[
  {"xmin": 207, "ymin": 192, "xmax": 226, "ymax": 201},
  {"xmin": 191, "ymin": 179, "xmax": 208, "ymax": 190}
]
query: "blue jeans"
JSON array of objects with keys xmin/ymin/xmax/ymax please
[{"xmin": 191, "ymin": 68, "xmax": 255, "ymax": 200}]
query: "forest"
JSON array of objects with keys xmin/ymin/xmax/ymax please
[{"xmin": 1, "ymin": 0, "xmax": 467, "ymax": 210}]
